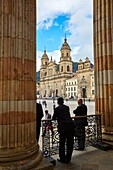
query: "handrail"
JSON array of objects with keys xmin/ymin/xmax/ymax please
[{"xmin": 41, "ymin": 114, "xmax": 102, "ymax": 157}]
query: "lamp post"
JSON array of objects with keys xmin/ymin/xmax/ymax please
[
  {"xmin": 81, "ymin": 76, "xmax": 86, "ymax": 104},
  {"xmin": 82, "ymin": 87, "xmax": 86, "ymax": 104},
  {"xmin": 52, "ymin": 90, "xmax": 55, "ymax": 112}
]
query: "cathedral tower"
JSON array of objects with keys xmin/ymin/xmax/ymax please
[
  {"xmin": 40, "ymin": 49, "xmax": 49, "ymax": 79},
  {"xmin": 59, "ymin": 36, "xmax": 72, "ymax": 74}
]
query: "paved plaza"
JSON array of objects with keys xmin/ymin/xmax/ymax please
[
  {"xmin": 37, "ymin": 99, "xmax": 95, "ymax": 117},
  {"xmin": 52, "ymin": 147, "xmax": 113, "ymax": 170}
]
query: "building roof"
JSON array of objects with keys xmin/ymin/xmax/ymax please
[
  {"xmin": 42, "ymin": 49, "xmax": 49, "ymax": 59},
  {"xmin": 60, "ymin": 38, "xmax": 71, "ymax": 51}
]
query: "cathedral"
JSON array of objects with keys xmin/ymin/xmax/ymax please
[
  {"xmin": 39, "ymin": 37, "xmax": 94, "ymax": 99},
  {"xmin": 40, "ymin": 37, "xmax": 73, "ymax": 98}
]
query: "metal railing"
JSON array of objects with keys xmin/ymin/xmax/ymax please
[{"xmin": 41, "ymin": 114, "xmax": 102, "ymax": 157}]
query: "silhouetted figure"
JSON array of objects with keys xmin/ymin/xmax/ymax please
[
  {"xmin": 36, "ymin": 102, "xmax": 44, "ymax": 142},
  {"xmin": 45, "ymin": 101, "xmax": 47, "ymax": 108},
  {"xmin": 53, "ymin": 97, "xmax": 74, "ymax": 164},
  {"xmin": 73, "ymin": 98, "xmax": 87, "ymax": 150}
]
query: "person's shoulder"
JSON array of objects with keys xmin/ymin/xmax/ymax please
[
  {"xmin": 37, "ymin": 103, "xmax": 41, "ymax": 106},
  {"xmin": 63, "ymin": 104, "xmax": 69, "ymax": 109},
  {"xmin": 55, "ymin": 106, "xmax": 59, "ymax": 109},
  {"xmin": 48, "ymin": 113, "xmax": 51, "ymax": 117},
  {"xmin": 82, "ymin": 104, "xmax": 87, "ymax": 108}
]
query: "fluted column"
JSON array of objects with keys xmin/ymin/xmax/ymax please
[
  {"xmin": 0, "ymin": 0, "xmax": 42, "ymax": 169},
  {"xmin": 94, "ymin": 0, "xmax": 113, "ymax": 141}
]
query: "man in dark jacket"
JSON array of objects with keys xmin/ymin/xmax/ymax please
[
  {"xmin": 73, "ymin": 98, "xmax": 87, "ymax": 150},
  {"xmin": 52, "ymin": 97, "xmax": 74, "ymax": 164},
  {"xmin": 36, "ymin": 102, "xmax": 44, "ymax": 142}
]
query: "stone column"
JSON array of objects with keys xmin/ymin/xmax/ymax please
[
  {"xmin": 0, "ymin": 0, "xmax": 42, "ymax": 169},
  {"xmin": 94, "ymin": 0, "xmax": 113, "ymax": 141}
]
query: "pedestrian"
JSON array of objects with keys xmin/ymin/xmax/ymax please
[
  {"xmin": 52, "ymin": 97, "xmax": 75, "ymax": 164},
  {"xmin": 36, "ymin": 102, "xmax": 44, "ymax": 142},
  {"xmin": 45, "ymin": 101, "xmax": 47, "ymax": 108},
  {"xmin": 73, "ymin": 98, "xmax": 88, "ymax": 150},
  {"xmin": 43, "ymin": 110, "xmax": 53, "ymax": 136}
]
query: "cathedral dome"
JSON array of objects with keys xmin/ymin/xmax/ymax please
[
  {"xmin": 42, "ymin": 49, "xmax": 49, "ymax": 59},
  {"xmin": 60, "ymin": 38, "xmax": 71, "ymax": 51}
]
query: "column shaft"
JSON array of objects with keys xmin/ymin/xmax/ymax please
[
  {"xmin": 0, "ymin": 0, "xmax": 42, "ymax": 169},
  {"xmin": 94, "ymin": 0, "xmax": 113, "ymax": 140}
]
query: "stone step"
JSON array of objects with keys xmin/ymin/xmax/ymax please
[
  {"xmin": 102, "ymin": 140, "xmax": 113, "ymax": 150},
  {"xmin": 34, "ymin": 157, "xmax": 54, "ymax": 170}
]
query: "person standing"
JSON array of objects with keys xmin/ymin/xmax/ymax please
[
  {"xmin": 52, "ymin": 97, "xmax": 74, "ymax": 164},
  {"xmin": 36, "ymin": 102, "xmax": 44, "ymax": 142},
  {"xmin": 73, "ymin": 98, "xmax": 88, "ymax": 150},
  {"xmin": 43, "ymin": 110, "xmax": 53, "ymax": 136}
]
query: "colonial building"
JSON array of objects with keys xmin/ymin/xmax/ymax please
[
  {"xmin": 39, "ymin": 38, "xmax": 95, "ymax": 99},
  {"xmin": 66, "ymin": 75, "xmax": 78, "ymax": 99},
  {"xmin": 66, "ymin": 58, "xmax": 95, "ymax": 99},
  {"xmin": 40, "ymin": 37, "xmax": 73, "ymax": 98}
]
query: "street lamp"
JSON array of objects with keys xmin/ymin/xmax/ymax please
[
  {"xmin": 81, "ymin": 76, "xmax": 87, "ymax": 104},
  {"xmin": 52, "ymin": 90, "xmax": 55, "ymax": 112}
]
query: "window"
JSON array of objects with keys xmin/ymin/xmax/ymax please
[
  {"xmin": 61, "ymin": 66, "xmax": 63, "ymax": 72},
  {"xmin": 68, "ymin": 87, "xmax": 70, "ymax": 91},
  {"xmin": 67, "ymin": 65, "xmax": 70, "ymax": 71},
  {"xmin": 67, "ymin": 53, "xmax": 68, "ymax": 56},
  {"xmin": 66, "ymin": 88, "xmax": 67, "ymax": 91},
  {"xmin": 45, "ymin": 62, "xmax": 47, "ymax": 65},
  {"xmin": 92, "ymin": 82, "xmax": 94, "ymax": 86},
  {"xmin": 74, "ymin": 87, "xmax": 76, "ymax": 91},
  {"xmin": 92, "ymin": 90, "xmax": 95, "ymax": 95},
  {"xmin": 62, "ymin": 53, "xmax": 64, "ymax": 57},
  {"xmin": 71, "ymin": 87, "xmax": 73, "ymax": 91},
  {"xmin": 75, "ymin": 82, "xmax": 76, "ymax": 84}
]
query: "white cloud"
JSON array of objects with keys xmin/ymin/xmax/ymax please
[
  {"xmin": 36, "ymin": 50, "xmax": 60, "ymax": 72},
  {"xmin": 36, "ymin": 50, "xmax": 43, "ymax": 72},
  {"xmin": 36, "ymin": 0, "xmax": 93, "ymax": 70}
]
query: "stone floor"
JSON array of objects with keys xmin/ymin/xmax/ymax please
[{"xmin": 51, "ymin": 146, "xmax": 113, "ymax": 170}]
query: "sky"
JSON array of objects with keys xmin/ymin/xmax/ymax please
[{"xmin": 36, "ymin": 0, "xmax": 93, "ymax": 72}]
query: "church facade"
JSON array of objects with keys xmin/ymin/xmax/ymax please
[
  {"xmin": 40, "ymin": 37, "xmax": 73, "ymax": 98},
  {"xmin": 39, "ymin": 38, "xmax": 94, "ymax": 99},
  {"xmin": 66, "ymin": 58, "xmax": 94, "ymax": 99}
]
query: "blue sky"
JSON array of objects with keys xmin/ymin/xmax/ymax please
[
  {"xmin": 36, "ymin": 0, "xmax": 93, "ymax": 71},
  {"xmin": 37, "ymin": 15, "xmax": 70, "ymax": 51}
]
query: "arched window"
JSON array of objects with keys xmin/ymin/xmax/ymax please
[
  {"xmin": 62, "ymin": 53, "xmax": 64, "ymax": 57},
  {"xmin": 61, "ymin": 66, "xmax": 63, "ymax": 72},
  {"xmin": 67, "ymin": 65, "xmax": 70, "ymax": 71},
  {"xmin": 44, "ymin": 72, "xmax": 47, "ymax": 76},
  {"xmin": 67, "ymin": 53, "xmax": 68, "ymax": 56}
]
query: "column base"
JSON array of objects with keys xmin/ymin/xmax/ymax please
[
  {"xmin": 34, "ymin": 157, "xmax": 54, "ymax": 170},
  {"xmin": 0, "ymin": 143, "xmax": 43, "ymax": 170},
  {"xmin": 102, "ymin": 126, "xmax": 113, "ymax": 142}
]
